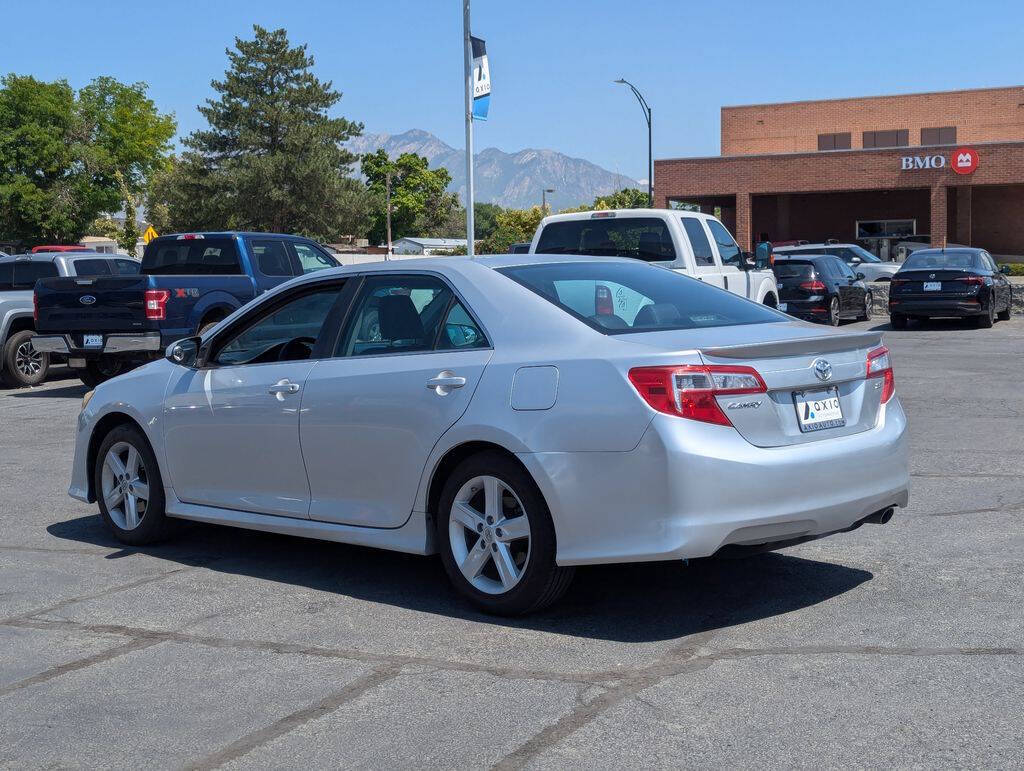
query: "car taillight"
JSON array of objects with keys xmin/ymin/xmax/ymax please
[
  {"xmin": 628, "ymin": 365, "xmax": 767, "ymax": 426},
  {"xmin": 144, "ymin": 289, "xmax": 170, "ymax": 320},
  {"xmin": 799, "ymin": 280, "xmax": 826, "ymax": 291},
  {"xmin": 867, "ymin": 345, "xmax": 895, "ymax": 403},
  {"xmin": 889, "ymin": 278, "xmax": 907, "ymax": 286},
  {"xmin": 955, "ymin": 276, "xmax": 985, "ymax": 286},
  {"xmin": 595, "ymin": 284, "xmax": 614, "ymax": 316}
]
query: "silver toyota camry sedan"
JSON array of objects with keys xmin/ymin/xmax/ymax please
[{"xmin": 69, "ymin": 255, "xmax": 909, "ymax": 614}]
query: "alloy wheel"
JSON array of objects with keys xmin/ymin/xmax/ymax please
[
  {"xmin": 864, "ymin": 293, "xmax": 873, "ymax": 319},
  {"xmin": 829, "ymin": 297, "xmax": 840, "ymax": 326},
  {"xmin": 100, "ymin": 441, "xmax": 151, "ymax": 530},
  {"xmin": 448, "ymin": 475, "xmax": 532, "ymax": 595},
  {"xmin": 14, "ymin": 340, "xmax": 43, "ymax": 378}
]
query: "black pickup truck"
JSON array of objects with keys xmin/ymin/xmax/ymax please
[{"xmin": 32, "ymin": 232, "xmax": 339, "ymax": 386}]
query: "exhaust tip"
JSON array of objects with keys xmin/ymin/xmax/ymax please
[{"xmin": 865, "ymin": 507, "xmax": 895, "ymax": 525}]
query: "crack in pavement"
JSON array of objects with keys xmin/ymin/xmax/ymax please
[{"xmin": 182, "ymin": 666, "xmax": 403, "ymax": 771}]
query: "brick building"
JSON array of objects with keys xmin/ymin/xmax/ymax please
[{"xmin": 654, "ymin": 86, "xmax": 1024, "ymax": 258}]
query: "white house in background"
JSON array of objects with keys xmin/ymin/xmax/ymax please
[
  {"xmin": 78, "ymin": 236, "xmax": 119, "ymax": 254},
  {"xmin": 391, "ymin": 237, "xmax": 467, "ymax": 255}
]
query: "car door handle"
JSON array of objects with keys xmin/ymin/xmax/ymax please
[
  {"xmin": 426, "ymin": 371, "xmax": 466, "ymax": 395},
  {"xmin": 268, "ymin": 380, "xmax": 300, "ymax": 396}
]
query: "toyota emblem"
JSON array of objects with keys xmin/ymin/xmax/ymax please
[
  {"xmin": 79, "ymin": 295, "xmax": 96, "ymax": 305},
  {"xmin": 813, "ymin": 358, "xmax": 833, "ymax": 382}
]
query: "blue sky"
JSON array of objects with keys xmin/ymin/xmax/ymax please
[{"xmin": 2, "ymin": 0, "xmax": 1020, "ymax": 179}]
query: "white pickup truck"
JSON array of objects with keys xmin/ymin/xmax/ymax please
[{"xmin": 528, "ymin": 208, "xmax": 779, "ymax": 308}]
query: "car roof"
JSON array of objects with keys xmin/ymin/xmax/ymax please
[
  {"xmin": 775, "ymin": 243, "xmax": 857, "ymax": 250},
  {"xmin": 904, "ymin": 247, "xmax": 985, "ymax": 257},
  {"xmin": 538, "ymin": 208, "xmax": 705, "ymax": 225},
  {"xmin": 152, "ymin": 232, "xmax": 314, "ymax": 240},
  {"xmin": 773, "ymin": 253, "xmax": 831, "ymax": 261}
]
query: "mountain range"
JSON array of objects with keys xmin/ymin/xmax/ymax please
[{"xmin": 346, "ymin": 129, "xmax": 640, "ymax": 210}]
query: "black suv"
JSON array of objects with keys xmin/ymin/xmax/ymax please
[{"xmin": 773, "ymin": 254, "xmax": 872, "ymax": 326}]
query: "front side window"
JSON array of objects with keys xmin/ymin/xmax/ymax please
[
  {"xmin": 536, "ymin": 217, "xmax": 676, "ymax": 262},
  {"xmin": 337, "ymin": 275, "xmax": 459, "ymax": 357},
  {"xmin": 835, "ymin": 258, "xmax": 857, "ymax": 279},
  {"xmin": 498, "ymin": 262, "xmax": 783, "ymax": 335},
  {"xmin": 291, "ymin": 242, "xmax": 339, "ymax": 274},
  {"xmin": 680, "ymin": 217, "xmax": 715, "ymax": 266},
  {"xmin": 706, "ymin": 219, "xmax": 741, "ymax": 267},
  {"xmin": 141, "ymin": 238, "xmax": 241, "ymax": 275},
  {"xmin": 215, "ymin": 286, "xmax": 343, "ymax": 366},
  {"xmin": 12, "ymin": 260, "xmax": 58, "ymax": 288}
]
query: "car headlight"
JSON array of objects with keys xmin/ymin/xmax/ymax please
[{"xmin": 81, "ymin": 389, "xmax": 95, "ymax": 412}]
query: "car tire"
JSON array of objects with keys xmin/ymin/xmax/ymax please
[
  {"xmin": 436, "ymin": 451, "xmax": 574, "ymax": 615},
  {"xmin": 94, "ymin": 423, "xmax": 172, "ymax": 546},
  {"xmin": 1, "ymin": 330, "xmax": 49, "ymax": 388},
  {"xmin": 858, "ymin": 292, "xmax": 873, "ymax": 321},
  {"xmin": 976, "ymin": 296, "xmax": 995, "ymax": 329},
  {"xmin": 997, "ymin": 289, "xmax": 1012, "ymax": 321},
  {"xmin": 77, "ymin": 358, "xmax": 126, "ymax": 389},
  {"xmin": 890, "ymin": 312, "xmax": 908, "ymax": 330},
  {"xmin": 827, "ymin": 297, "xmax": 841, "ymax": 326}
]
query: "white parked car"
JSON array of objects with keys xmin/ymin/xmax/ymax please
[
  {"xmin": 70, "ymin": 256, "xmax": 908, "ymax": 614},
  {"xmin": 774, "ymin": 243, "xmax": 901, "ymax": 282},
  {"xmin": 529, "ymin": 209, "xmax": 780, "ymax": 306}
]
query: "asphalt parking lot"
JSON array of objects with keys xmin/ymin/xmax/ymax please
[{"xmin": 2, "ymin": 317, "xmax": 1023, "ymax": 769}]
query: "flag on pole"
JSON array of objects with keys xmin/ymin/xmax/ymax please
[{"xmin": 471, "ymin": 36, "xmax": 490, "ymax": 121}]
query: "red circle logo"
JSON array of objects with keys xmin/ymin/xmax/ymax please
[{"xmin": 950, "ymin": 147, "xmax": 979, "ymax": 174}]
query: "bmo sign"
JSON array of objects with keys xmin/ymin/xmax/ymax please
[{"xmin": 900, "ymin": 147, "xmax": 979, "ymax": 174}]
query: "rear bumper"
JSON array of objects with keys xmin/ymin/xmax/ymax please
[
  {"xmin": 889, "ymin": 297, "xmax": 986, "ymax": 317},
  {"xmin": 523, "ymin": 398, "xmax": 909, "ymax": 566},
  {"xmin": 779, "ymin": 297, "xmax": 829, "ymax": 319},
  {"xmin": 32, "ymin": 332, "xmax": 163, "ymax": 357}
]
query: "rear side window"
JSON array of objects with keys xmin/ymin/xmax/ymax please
[
  {"xmin": 680, "ymin": 217, "xmax": 715, "ymax": 266},
  {"xmin": 115, "ymin": 259, "xmax": 141, "ymax": 275},
  {"xmin": 12, "ymin": 261, "xmax": 58, "ymax": 289},
  {"xmin": 774, "ymin": 262, "xmax": 815, "ymax": 280},
  {"xmin": 536, "ymin": 217, "xmax": 676, "ymax": 262},
  {"xmin": 498, "ymin": 261, "xmax": 782, "ymax": 335},
  {"xmin": 249, "ymin": 238, "xmax": 294, "ymax": 277},
  {"xmin": 141, "ymin": 238, "xmax": 241, "ymax": 275},
  {"xmin": 0, "ymin": 262, "xmax": 12, "ymax": 290},
  {"xmin": 72, "ymin": 258, "xmax": 112, "ymax": 276}
]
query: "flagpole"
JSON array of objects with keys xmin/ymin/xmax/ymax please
[{"xmin": 463, "ymin": 0, "xmax": 475, "ymax": 257}]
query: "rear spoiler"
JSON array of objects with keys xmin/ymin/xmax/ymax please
[{"xmin": 701, "ymin": 331, "xmax": 883, "ymax": 359}]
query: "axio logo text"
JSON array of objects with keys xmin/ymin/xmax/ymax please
[{"xmin": 900, "ymin": 155, "xmax": 946, "ymax": 170}]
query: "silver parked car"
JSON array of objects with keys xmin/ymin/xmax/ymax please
[
  {"xmin": 69, "ymin": 256, "xmax": 909, "ymax": 614},
  {"xmin": 775, "ymin": 243, "xmax": 901, "ymax": 282}
]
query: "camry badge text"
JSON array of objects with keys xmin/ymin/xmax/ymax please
[{"xmin": 727, "ymin": 400, "xmax": 762, "ymax": 410}]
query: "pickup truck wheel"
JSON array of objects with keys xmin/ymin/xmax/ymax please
[
  {"xmin": 2, "ymin": 330, "xmax": 49, "ymax": 388},
  {"xmin": 77, "ymin": 358, "xmax": 125, "ymax": 389}
]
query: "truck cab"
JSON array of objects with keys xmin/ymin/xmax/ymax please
[{"xmin": 528, "ymin": 209, "xmax": 779, "ymax": 307}]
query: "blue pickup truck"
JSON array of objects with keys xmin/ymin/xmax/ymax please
[{"xmin": 32, "ymin": 232, "xmax": 340, "ymax": 386}]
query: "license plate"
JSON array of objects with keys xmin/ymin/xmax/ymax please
[
  {"xmin": 777, "ymin": 302, "xmax": 788, "ymax": 312},
  {"xmin": 83, "ymin": 334, "xmax": 103, "ymax": 348},
  {"xmin": 923, "ymin": 281, "xmax": 941, "ymax": 291},
  {"xmin": 794, "ymin": 387, "xmax": 845, "ymax": 432}
]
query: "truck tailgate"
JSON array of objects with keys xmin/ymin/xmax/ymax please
[{"xmin": 34, "ymin": 276, "xmax": 152, "ymax": 334}]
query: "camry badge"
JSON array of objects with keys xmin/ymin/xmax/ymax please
[
  {"xmin": 813, "ymin": 358, "xmax": 833, "ymax": 382},
  {"xmin": 79, "ymin": 295, "xmax": 96, "ymax": 305},
  {"xmin": 727, "ymin": 400, "xmax": 762, "ymax": 410}
]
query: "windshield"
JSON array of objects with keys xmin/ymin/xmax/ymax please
[
  {"xmin": 841, "ymin": 245, "xmax": 881, "ymax": 263},
  {"xmin": 497, "ymin": 261, "xmax": 784, "ymax": 335},
  {"xmin": 536, "ymin": 218, "xmax": 676, "ymax": 262},
  {"xmin": 902, "ymin": 251, "xmax": 981, "ymax": 271}
]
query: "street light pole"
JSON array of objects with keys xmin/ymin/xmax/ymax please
[
  {"xmin": 614, "ymin": 78, "xmax": 653, "ymax": 207},
  {"xmin": 463, "ymin": 0, "xmax": 475, "ymax": 256},
  {"xmin": 542, "ymin": 187, "xmax": 555, "ymax": 214}
]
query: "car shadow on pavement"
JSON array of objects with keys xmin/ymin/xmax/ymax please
[
  {"xmin": 8, "ymin": 383, "xmax": 88, "ymax": 399},
  {"xmin": 866, "ymin": 317, "xmax": 991, "ymax": 332},
  {"xmin": 47, "ymin": 515, "xmax": 871, "ymax": 643}
]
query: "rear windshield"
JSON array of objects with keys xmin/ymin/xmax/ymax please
[
  {"xmin": 142, "ymin": 238, "xmax": 241, "ymax": 275},
  {"xmin": 497, "ymin": 261, "xmax": 783, "ymax": 335},
  {"xmin": 773, "ymin": 261, "xmax": 815, "ymax": 279},
  {"xmin": 902, "ymin": 251, "xmax": 981, "ymax": 271},
  {"xmin": 536, "ymin": 218, "xmax": 676, "ymax": 262},
  {"xmin": 73, "ymin": 258, "xmax": 112, "ymax": 276}
]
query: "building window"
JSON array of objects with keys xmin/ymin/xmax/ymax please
[
  {"xmin": 817, "ymin": 132, "xmax": 851, "ymax": 151},
  {"xmin": 921, "ymin": 126, "xmax": 957, "ymax": 145},
  {"xmin": 862, "ymin": 130, "xmax": 909, "ymax": 149}
]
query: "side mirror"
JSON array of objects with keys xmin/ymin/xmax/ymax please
[
  {"xmin": 850, "ymin": 256, "xmax": 862, "ymax": 264},
  {"xmin": 166, "ymin": 336, "xmax": 201, "ymax": 368},
  {"xmin": 1000, "ymin": 265, "xmax": 1011, "ymax": 275},
  {"xmin": 856, "ymin": 272, "xmax": 866, "ymax": 280}
]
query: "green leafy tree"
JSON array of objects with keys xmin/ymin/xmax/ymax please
[
  {"xmin": 473, "ymin": 202, "xmax": 503, "ymax": 240},
  {"xmin": 118, "ymin": 202, "xmax": 139, "ymax": 254},
  {"xmin": 593, "ymin": 187, "xmax": 649, "ymax": 209},
  {"xmin": 480, "ymin": 206, "xmax": 546, "ymax": 254},
  {"xmin": 157, "ymin": 25, "xmax": 364, "ymax": 239},
  {"xmin": 0, "ymin": 74, "xmax": 173, "ymax": 245},
  {"xmin": 361, "ymin": 150, "xmax": 458, "ymax": 244}
]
